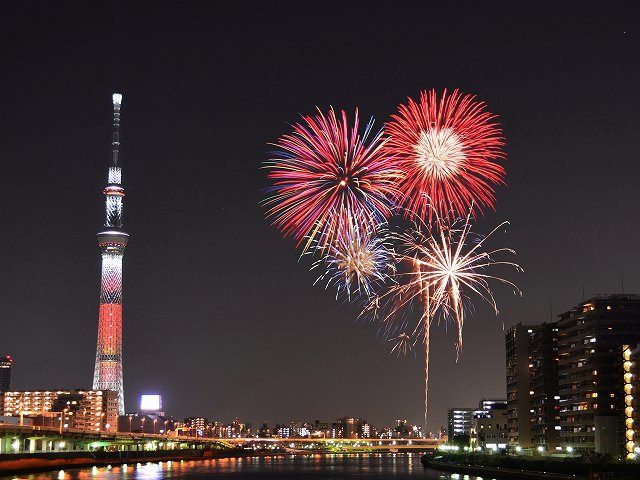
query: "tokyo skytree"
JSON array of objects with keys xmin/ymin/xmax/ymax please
[{"xmin": 93, "ymin": 93, "xmax": 129, "ymax": 415}]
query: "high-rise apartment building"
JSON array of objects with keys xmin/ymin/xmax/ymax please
[
  {"xmin": 557, "ymin": 294, "xmax": 640, "ymax": 456},
  {"xmin": 529, "ymin": 322, "xmax": 560, "ymax": 449},
  {"xmin": 506, "ymin": 323, "xmax": 536, "ymax": 448},
  {"xmin": 506, "ymin": 322, "xmax": 559, "ymax": 449}
]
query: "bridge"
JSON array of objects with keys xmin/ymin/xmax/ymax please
[
  {"xmin": 223, "ymin": 436, "xmax": 440, "ymax": 452},
  {"xmin": 0, "ymin": 425, "xmax": 232, "ymax": 454},
  {"xmin": 0, "ymin": 425, "xmax": 440, "ymax": 455}
]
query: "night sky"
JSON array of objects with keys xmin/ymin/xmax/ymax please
[{"xmin": 1, "ymin": 2, "xmax": 638, "ymax": 432}]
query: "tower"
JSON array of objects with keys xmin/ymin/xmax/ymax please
[{"xmin": 93, "ymin": 93, "xmax": 129, "ymax": 415}]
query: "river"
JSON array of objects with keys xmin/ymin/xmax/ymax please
[{"xmin": 1, "ymin": 453, "xmax": 490, "ymax": 480}]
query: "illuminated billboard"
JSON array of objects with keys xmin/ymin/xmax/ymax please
[{"xmin": 140, "ymin": 394, "xmax": 162, "ymax": 411}]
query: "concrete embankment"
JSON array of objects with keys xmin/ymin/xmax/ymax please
[
  {"xmin": 426, "ymin": 460, "xmax": 587, "ymax": 480},
  {"xmin": 0, "ymin": 449, "xmax": 235, "ymax": 475}
]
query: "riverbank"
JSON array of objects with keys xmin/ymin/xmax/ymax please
[
  {"xmin": 0, "ymin": 448, "xmax": 262, "ymax": 476},
  {"xmin": 425, "ymin": 459, "xmax": 586, "ymax": 480},
  {"xmin": 423, "ymin": 454, "xmax": 640, "ymax": 480}
]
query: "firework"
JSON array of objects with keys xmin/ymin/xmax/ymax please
[
  {"xmin": 389, "ymin": 333, "xmax": 414, "ymax": 357},
  {"xmin": 262, "ymin": 107, "xmax": 401, "ymax": 252},
  {"xmin": 311, "ymin": 213, "xmax": 395, "ymax": 301},
  {"xmin": 386, "ymin": 89, "xmax": 506, "ymax": 221},
  {"xmin": 364, "ymin": 208, "xmax": 521, "ymax": 430}
]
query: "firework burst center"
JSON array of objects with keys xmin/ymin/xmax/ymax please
[
  {"xmin": 414, "ymin": 127, "xmax": 466, "ymax": 180},
  {"xmin": 338, "ymin": 244, "xmax": 376, "ymax": 280}
]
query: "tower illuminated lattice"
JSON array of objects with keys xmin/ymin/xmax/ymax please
[{"xmin": 93, "ymin": 93, "xmax": 129, "ymax": 415}]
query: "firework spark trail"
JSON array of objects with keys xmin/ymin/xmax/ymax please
[
  {"xmin": 389, "ymin": 333, "xmax": 414, "ymax": 356},
  {"xmin": 311, "ymin": 212, "xmax": 395, "ymax": 301},
  {"xmin": 363, "ymin": 207, "xmax": 522, "ymax": 431},
  {"xmin": 386, "ymin": 89, "xmax": 506, "ymax": 222},
  {"xmin": 262, "ymin": 107, "xmax": 402, "ymax": 252}
]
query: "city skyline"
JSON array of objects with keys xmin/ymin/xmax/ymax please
[{"xmin": 1, "ymin": 2, "xmax": 638, "ymax": 430}]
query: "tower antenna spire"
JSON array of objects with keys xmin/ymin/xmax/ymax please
[
  {"xmin": 111, "ymin": 93, "xmax": 123, "ymax": 171},
  {"xmin": 93, "ymin": 93, "xmax": 129, "ymax": 415}
]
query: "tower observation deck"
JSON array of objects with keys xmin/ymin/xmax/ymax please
[{"xmin": 93, "ymin": 93, "xmax": 128, "ymax": 415}]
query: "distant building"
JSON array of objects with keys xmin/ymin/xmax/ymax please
[
  {"xmin": 203, "ymin": 417, "xmax": 249, "ymax": 438},
  {"xmin": 258, "ymin": 422, "xmax": 272, "ymax": 437},
  {"xmin": 558, "ymin": 294, "xmax": 640, "ymax": 457},
  {"xmin": 388, "ymin": 419, "xmax": 421, "ymax": 439},
  {"xmin": 2, "ymin": 389, "xmax": 117, "ymax": 432},
  {"xmin": 412, "ymin": 424, "xmax": 424, "ymax": 439},
  {"xmin": 447, "ymin": 408, "xmax": 475, "ymax": 443},
  {"xmin": 479, "ymin": 399, "xmax": 507, "ymax": 412},
  {"xmin": 394, "ymin": 419, "xmax": 410, "ymax": 438},
  {"xmin": 331, "ymin": 422, "xmax": 343, "ymax": 438},
  {"xmin": 361, "ymin": 422, "xmax": 372, "ymax": 439},
  {"xmin": 290, "ymin": 421, "xmax": 310, "ymax": 437},
  {"xmin": 232, "ymin": 417, "xmax": 247, "ymax": 437},
  {"xmin": 119, "ymin": 413, "xmax": 174, "ymax": 434},
  {"xmin": 185, "ymin": 416, "xmax": 208, "ymax": 434},
  {"xmin": 0, "ymin": 356, "xmax": 12, "ymax": 392},
  {"xmin": 334, "ymin": 417, "xmax": 365, "ymax": 438},
  {"xmin": 310, "ymin": 420, "xmax": 331, "ymax": 438},
  {"xmin": 470, "ymin": 400, "xmax": 509, "ymax": 451}
]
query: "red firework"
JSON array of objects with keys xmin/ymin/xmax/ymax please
[
  {"xmin": 263, "ymin": 107, "xmax": 401, "ymax": 251},
  {"xmin": 385, "ymin": 89, "xmax": 506, "ymax": 221}
]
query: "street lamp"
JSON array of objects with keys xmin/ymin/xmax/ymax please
[
  {"xmin": 153, "ymin": 418, "xmax": 157, "ymax": 435},
  {"xmin": 141, "ymin": 417, "xmax": 146, "ymax": 434},
  {"xmin": 81, "ymin": 409, "xmax": 87, "ymax": 431},
  {"xmin": 164, "ymin": 419, "xmax": 169, "ymax": 436},
  {"xmin": 59, "ymin": 408, "xmax": 69, "ymax": 435}
]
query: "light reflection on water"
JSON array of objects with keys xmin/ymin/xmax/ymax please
[{"xmin": 5, "ymin": 454, "xmax": 487, "ymax": 480}]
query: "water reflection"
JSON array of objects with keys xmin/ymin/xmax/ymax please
[{"xmin": 1, "ymin": 454, "xmax": 482, "ymax": 480}]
